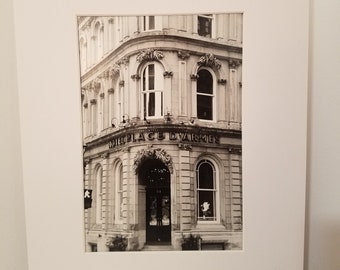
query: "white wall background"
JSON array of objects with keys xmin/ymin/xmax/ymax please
[
  {"xmin": 0, "ymin": 1, "xmax": 28, "ymax": 270},
  {"xmin": 304, "ymin": 0, "xmax": 340, "ymax": 269},
  {"xmin": 0, "ymin": 0, "xmax": 339, "ymax": 269}
]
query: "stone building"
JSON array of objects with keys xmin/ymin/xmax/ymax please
[{"xmin": 78, "ymin": 13, "xmax": 243, "ymax": 251}]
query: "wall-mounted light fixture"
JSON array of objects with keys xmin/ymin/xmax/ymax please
[
  {"xmin": 164, "ymin": 112, "xmax": 172, "ymax": 123},
  {"xmin": 111, "ymin": 117, "xmax": 118, "ymax": 128}
]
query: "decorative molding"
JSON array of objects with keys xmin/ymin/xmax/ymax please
[
  {"xmin": 99, "ymin": 93, "xmax": 105, "ymax": 98},
  {"xmin": 197, "ymin": 53, "xmax": 221, "ymax": 70},
  {"xmin": 133, "ymin": 148, "xmax": 173, "ymax": 174},
  {"xmin": 177, "ymin": 50, "xmax": 190, "ymax": 60},
  {"xmin": 83, "ymin": 102, "xmax": 88, "ymax": 108},
  {"xmin": 217, "ymin": 79, "xmax": 227, "ymax": 85},
  {"xmin": 190, "ymin": 74, "xmax": 199, "ymax": 80},
  {"xmin": 163, "ymin": 71, "xmax": 173, "ymax": 78},
  {"xmin": 90, "ymin": 99, "xmax": 97, "ymax": 105},
  {"xmin": 131, "ymin": 74, "xmax": 141, "ymax": 81},
  {"xmin": 228, "ymin": 59, "xmax": 242, "ymax": 69},
  {"xmin": 136, "ymin": 49, "xmax": 164, "ymax": 63},
  {"xmin": 108, "ymin": 88, "xmax": 115, "ymax": 93},
  {"xmin": 119, "ymin": 80, "xmax": 125, "ymax": 87}
]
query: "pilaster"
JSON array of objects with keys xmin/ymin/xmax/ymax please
[{"xmin": 179, "ymin": 149, "xmax": 192, "ymax": 231}]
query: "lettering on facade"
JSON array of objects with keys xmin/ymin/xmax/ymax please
[{"xmin": 108, "ymin": 131, "xmax": 220, "ymax": 149}]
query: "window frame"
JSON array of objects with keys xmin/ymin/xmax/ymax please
[
  {"xmin": 141, "ymin": 62, "xmax": 164, "ymax": 119},
  {"xmin": 197, "ymin": 14, "xmax": 215, "ymax": 38},
  {"xmin": 196, "ymin": 158, "xmax": 220, "ymax": 224},
  {"xmin": 95, "ymin": 166, "xmax": 103, "ymax": 224},
  {"xmin": 196, "ymin": 68, "xmax": 216, "ymax": 122},
  {"xmin": 114, "ymin": 162, "xmax": 124, "ymax": 223}
]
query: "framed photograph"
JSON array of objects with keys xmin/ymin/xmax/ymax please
[
  {"xmin": 78, "ymin": 13, "xmax": 243, "ymax": 252},
  {"xmin": 14, "ymin": 0, "xmax": 308, "ymax": 269}
]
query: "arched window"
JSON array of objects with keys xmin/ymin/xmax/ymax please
[
  {"xmin": 197, "ymin": 69, "xmax": 214, "ymax": 121},
  {"xmin": 196, "ymin": 159, "xmax": 219, "ymax": 222},
  {"xmin": 93, "ymin": 22, "xmax": 104, "ymax": 63},
  {"xmin": 97, "ymin": 93, "xmax": 104, "ymax": 133},
  {"xmin": 141, "ymin": 63, "xmax": 164, "ymax": 119},
  {"xmin": 114, "ymin": 162, "xmax": 123, "ymax": 222},
  {"xmin": 79, "ymin": 37, "xmax": 87, "ymax": 73},
  {"xmin": 95, "ymin": 166, "xmax": 103, "ymax": 224}
]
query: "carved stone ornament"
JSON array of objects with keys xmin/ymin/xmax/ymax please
[
  {"xmin": 90, "ymin": 79, "xmax": 101, "ymax": 90},
  {"xmin": 197, "ymin": 53, "xmax": 222, "ymax": 70},
  {"xmin": 119, "ymin": 80, "xmax": 125, "ymax": 87},
  {"xmin": 163, "ymin": 71, "xmax": 173, "ymax": 78},
  {"xmin": 136, "ymin": 49, "xmax": 164, "ymax": 63},
  {"xmin": 190, "ymin": 74, "xmax": 199, "ymax": 80},
  {"xmin": 217, "ymin": 79, "xmax": 227, "ymax": 85},
  {"xmin": 131, "ymin": 74, "xmax": 141, "ymax": 80},
  {"xmin": 110, "ymin": 64, "xmax": 120, "ymax": 77},
  {"xmin": 117, "ymin": 57, "xmax": 129, "ymax": 66},
  {"xmin": 133, "ymin": 148, "xmax": 173, "ymax": 174},
  {"xmin": 177, "ymin": 50, "xmax": 190, "ymax": 60},
  {"xmin": 228, "ymin": 59, "xmax": 241, "ymax": 69},
  {"xmin": 178, "ymin": 143, "xmax": 192, "ymax": 151}
]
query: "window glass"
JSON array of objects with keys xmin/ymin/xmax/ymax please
[
  {"xmin": 198, "ymin": 15, "xmax": 212, "ymax": 38},
  {"xmin": 197, "ymin": 69, "xmax": 213, "ymax": 120},
  {"xmin": 197, "ymin": 160, "xmax": 216, "ymax": 221},
  {"xmin": 142, "ymin": 63, "xmax": 164, "ymax": 118}
]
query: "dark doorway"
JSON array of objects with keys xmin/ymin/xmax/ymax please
[{"xmin": 140, "ymin": 160, "xmax": 171, "ymax": 244}]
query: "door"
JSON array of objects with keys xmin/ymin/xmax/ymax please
[
  {"xmin": 144, "ymin": 163, "xmax": 171, "ymax": 244},
  {"xmin": 146, "ymin": 187, "xmax": 171, "ymax": 243}
]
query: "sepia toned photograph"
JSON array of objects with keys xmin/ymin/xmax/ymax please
[{"xmin": 78, "ymin": 13, "xmax": 243, "ymax": 252}]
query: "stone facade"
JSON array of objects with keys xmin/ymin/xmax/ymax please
[{"xmin": 78, "ymin": 14, "xmax": 243, "ymax": 251}]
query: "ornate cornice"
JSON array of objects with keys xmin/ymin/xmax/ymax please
[
  {"xmin": 136, "ymin": 49, "xmax": 164, "ymax": 63},
  {"xmin": 133, "ymin": 148, "xmax": 173, "ymax": 174},
  {"xmin": 198, "ymin": 53, "xmax": 221, "ymax": 70}
]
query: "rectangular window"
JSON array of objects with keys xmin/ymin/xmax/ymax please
[
  {"xmin": 143, "ymin": 16, "xmax": 155, "ymax": 31},
  {"xmin": 198, "ymin": 14, "xmax": 213, "ymax": 38},
  {"xmin": 90, "ymin": 243, "xmax": 97, "ymax": 252}
]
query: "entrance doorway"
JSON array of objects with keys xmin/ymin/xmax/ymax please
[{"xmin": 140, "ymin": 160, "xmax": 171, "ymax": 244}]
